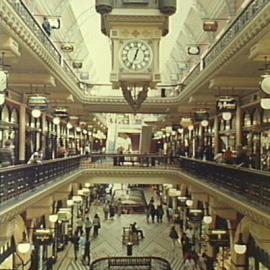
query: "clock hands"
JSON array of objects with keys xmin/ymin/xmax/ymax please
[{"xmin": 131, "ymin": 48, "xmax": 139, "ymax": 64}]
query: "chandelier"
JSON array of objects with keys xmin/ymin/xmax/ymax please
[{"xmin": 121, "ymin": 82, "xmax": 149, "ymax": 111}]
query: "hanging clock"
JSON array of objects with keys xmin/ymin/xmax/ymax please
[{"xmin": 120, "ymin": 40, "xmax": 153, "ymax": 71}]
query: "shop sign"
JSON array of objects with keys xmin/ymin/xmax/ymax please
[
  {"xmin": 216, "ymin": 97, "xmax": 237, "ymax": 113},
  {"xmin": 33, "ymin": 229, "xmax": 53, "ymax": 245},
  {"xmin": 28, "ymin": 95, "xmax": 48, "ymax": 110},
  {"xmin": 58, "ymin": 208, "xmax": 72, "ymax": 222},
  {"xmin": 208, "ymin": 233, "xmax": 230, "ymax": 247}
]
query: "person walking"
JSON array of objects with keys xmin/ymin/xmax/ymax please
[
  {"xmin": 103, "ymin": 201, "xmax": 110, "ymax": 220},
  {"xmin": 169, "ymin": 226, "xmax": 179, "ymax": 248},
  {"xmin": 84, "ymin": 217, "xmax": 93, "ymax": 240},
  {"xmin": 71, "ymin": 231, "xmax": 80, "ymax": 260},
  {"xmin": 157, "ymin": 204, "xmax": 164, "ymax": 223},
  {"xmin": 109, "ymin": 203, "xmax": 115, "ymax": 220},
  {"xmin": 93, "ymin": 214, "xmax": 101, "ymax": 237},
  {"xmin": 83, "ymin": 239, "xmax": 91, "ymax": 265},
  {"xmin": 149, "ymin": 203, "xmax": 156, "ymax": 223}
]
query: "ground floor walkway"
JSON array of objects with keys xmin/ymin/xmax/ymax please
[{"xmin": 54, "ymin": 185, "xmax": 184, "ymax": 269}]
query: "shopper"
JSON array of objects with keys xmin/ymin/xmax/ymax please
[
  {"xmin": 83, "ymin": 239, "xmax": 91, "ymax": 265},
  {"xmin": 157, "ymin": 204, "xmax": 164, "ymax": 223},
  {"xmin": 109, "ymin": 203, "xmax": 115, "ymax": 220},
  {"xmin": 84, "ymin": 217, "xmax": 93, "ymax": 240},
  {"xmin": 41, "ymin": 17, "xmax": 60, "ymax": 36},
  {"xmin": 103, "ymin": 201, "xmax": 110, "ymax": 220},
  {"xmin": 76, "ymin": 218, "xmax": 83, "ymax": 235},
  {"xmin": 93, "ymin": 214, "xmax": 101, "ymax": 237},
  {"xmin": 183, "ymin": 255, "xmax": 196, "ymax": 270},
  {"xmin": 131, "ymin": 222, "xmax": 144, "ymax": 239},
  {"xmin": 71, "ymin": 231, "xmax": 80, "ymax": 260},
  {"xmin": 149, "ymin": 203, "xmax": 156, "ymax": 223},
  {"xmin": 169, "ymin": 226, "xmax": 179, "ymax": 247},
  {"xmin": 0, "ymin": 140, "xmax": 14, "ymax": 167}
]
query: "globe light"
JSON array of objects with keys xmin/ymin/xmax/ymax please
[
  {"xmin": 261, "ymin": 75, "xmax": 270, "ymax": 94},
  {"xmin": 178, "ymin": 128, "xmax": 184, "ymax": 134},
  {"xmin": 32, "ymin": 109, "xmax": 41, "ymax": 118},
  {"xmin": 85, "ymin": 183, "xmax": 91, "ymax": 188},
  {"xmin": 186, "ymin": 199, "xmax": 193, "ymax": 207},
  {"xmin": 17, "ymin": 242, "xmax": 31, "ymax": 254},
  {"xmin": 234, "ymin": 233, "xmax": 247, "ymax": 254},
  {"xmin": 201, "ymin": 120, "xmax": 209, "ymax": 127},
  {"xmin": 83, "ymin": 129, "xmax": 87, "ymax": 135},
  {"xmin": 203, "ymin": 215, "xmax": 213, "ymax": 224},
  {"xmin": 49, "ymin": 214, "xmax": 58, "ymax": 223},
  {"xmin": 260, "ymin": 98, "xmax": 270, "ymax": 110},
  {"xmin": 53, "ymin": 117, "xmax": 60, "ymax": 125},
  {"xmin": 76, "ymin": 127, "xmax": 81, "ymax": 132},
  {"xmin": 222, "ymin": 111, "xmax": 232, "ymax": 121},
  {"xmin": 67, "ymin": 199, "xmax": 74, "ymax": 207},
  {"xmin": 72, "ymin": 195, "xmax": 82, "ymax": 203},
  {"xmin": 67, "ymin": 122, "xmax": 73, "ymax": 129},
  {"xmin": 188, "ymin": 125, "xmax": 194, "ymax": 131},
  {"xmin": 0, "ymin": 94, "xmax": 5, "ymax": 105}
]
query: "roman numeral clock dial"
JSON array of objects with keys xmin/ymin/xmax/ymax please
[{"xmin": 120, "ymin": 40, "xmax": 153, "ymax": 71}]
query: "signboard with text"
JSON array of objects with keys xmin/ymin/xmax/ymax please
[
  {"xmin": 216, "ymin": 97, "xmax": 237, "ymax": 113},
  {"xmin": 33, "ymin": 230, "xmax": 53, "ymax": 245}
]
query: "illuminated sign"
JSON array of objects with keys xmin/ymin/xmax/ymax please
[
  {"xmin": 33, "ymin": 229, "xmax": 53, "ymax": 245},
  {"xmin": 216, "ymin": 97, "xmax": 237, "ymax": 113}
]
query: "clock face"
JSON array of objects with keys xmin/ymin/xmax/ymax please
[{"xmin": 120, "ymin": 40, "xmax": 153, "ymax": 71}]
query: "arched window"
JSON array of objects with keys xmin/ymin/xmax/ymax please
[
  {"xmin": 263, "ymin": 110, "xmax": 270, "ymax": 123},
  {"xmin": 243, "ymin": 112, "xmax": 251, "ymax": 127},
  {"xmin": 253, "ymin": 109, "xmax": 261, "ymax": 125},
  {"xmin": 10, "ymin": 109, "xmax": 18, "ymax": 124},
  {"xmin": 1, "ymin": 105, "xmax": 10, "ymax": 122}
]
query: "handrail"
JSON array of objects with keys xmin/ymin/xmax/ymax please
[
  {"xmin": 182, "ymin": 0, "xmax": 270, "ymax": 86},
  {"xmin": 90, "ymin": 256, "xmax": 172, "ymax": 270},
  {"xmin": 7, "ymin": 0, "xmax": 62, "ymax": 64},
  {"xmin": 0, "ymin": 155, "xmax": 82, "ymax": 204}
]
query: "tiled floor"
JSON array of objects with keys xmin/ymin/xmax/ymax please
[{"xmin": 57, "ymin": 186, "xmax": 184, "ymax": 270}]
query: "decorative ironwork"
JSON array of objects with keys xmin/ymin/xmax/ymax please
[{"xmin": 121, "ymin": 82, "xmax": 148, "ymax": 111}]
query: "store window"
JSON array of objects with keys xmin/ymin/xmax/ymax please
[
  {"xmin": 243, "ymin": 112, "xmax": 252, "ymax": 127},
  {"xmin": 253, "ymin": 109, "xmax": 261, "ymax": 125}
]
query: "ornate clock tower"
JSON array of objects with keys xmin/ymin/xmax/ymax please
[{"xmin": 96, "ymin": 0, "xmax": 176, "ymax": 109}]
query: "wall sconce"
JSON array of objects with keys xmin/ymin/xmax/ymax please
[
  {"xmin": 203, "ymin": 21, "xmax": 218, "ymax": 32},
  {"xmin": 187, "ymin": 46, "xmax": 200, "ymax": 55},
  {"xmin": 61, "ymin": 43, "xmax": 74, "ymax": 53}
]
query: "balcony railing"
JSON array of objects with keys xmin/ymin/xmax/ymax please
[
  {"xmin": 182, "ymin": 0, "xmax": 270, "ymax": 86},
  {"xmin": 1, "ymin": 154, "xmax": 270, "ymax": 217},
  {"xmin": 178, "ymin": 156, "xmax": 270, "ymax": 210},
  {"xmin": 0, "ymin": 156, "xmax": 81, "ymax": 205},
  {"xmin": 90, "ymin": 256, "xmax": 172, "ymax": 270},
  {"xmin": 7, "ymin": 0, "xmax": 62, "ymax": 64}
]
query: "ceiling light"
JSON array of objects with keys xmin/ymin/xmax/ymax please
[
  {"xmin": 32, "ymin": 109, "xmax": 41, "ymax": 118},
  {"xmin": 188, "ymin": 125, "xmax": 194, "ymax": 131},
  {"xmin": 53, "ymin": 117, "xmax": 60, "ymax": 125},
  {"xmin": 186, "ymin": 199, "xmax": 193, "ymax": 207},
  {"xmin": 222, "ymin": 112, "xmax": 232, "ymax": 121},
  {"xmin": 261, "ymin": 75, "xmax": 270, "ymax": 94},
  {"xmin": 17, "ymin": 242, "xmax": 31, "ymax": 254},
  {"xmin": 187, "ymin": 46, "xmax": 200, "ymax": 55},
  {"xmin": 49, "ymin": 214, "xmax": 58, "ymax": 223},
  {"xmin": 177, "ymin": 128, "xmax": 183, "ymax": 134},
  {"xmin": 76, "ymin": 127, "xmax": 81, "ymax": 132},
  {"xmin": 260, "ymin": 98, "xmax": 270, "ymax": 110},
  {"xmin": 72, "ymin": 61, "xmax": 83, "ymax": 69}
]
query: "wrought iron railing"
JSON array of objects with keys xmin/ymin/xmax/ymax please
[
  {"xmin": 183, "ymin": 0, "xmax": 270, "ymax": 86},
  {"xmin": 178, "ymin": 156, "xmax": 270, "ymax": 210},
  {"xmin": 0, "ymin": 156, "xmax": 81, "ymax": 204},
  {"xmin": 7, "ymin": 0, "xmax": 62, "ymax": 64},
  {"xmin": 90, "ymin": 256, "xmax": 172, "ymax": 270}
]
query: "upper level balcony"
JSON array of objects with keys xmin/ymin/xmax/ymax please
[{"xmin": 0, "ymin": 154, "xmax": 269, "ymax": 228}]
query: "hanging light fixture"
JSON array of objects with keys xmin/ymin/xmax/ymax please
[
  {"xmin": 17, "ymin": 232, "xmax": 31, "ymax": 254},
  {"xmin": 234, "ymin": 221, "xmax": 247, "ymax": 255},
  {"xmin": 261, "ymin": 75, "xmax": 270, "ymax": 95},
  {"xmin": 203, "ymin": 204, "xmax": 212, "ymax": 224},
  {"xmin": 260, "ymin": 98, "xmax": 270, "ymax": 110},
  {"xmin": 32, "ymin": 109, "xmax": 42, "ymax": 118},
  {"xmin": 201, "ymin": 120, "xmax": 209, "ymax": 127},
  {"xmin": 53, "ymin": 116, "xmax": 60, "ymax": 125},
  {"xmin": 222, "ymin": 111, "xmax": 232, "ymax": 121},
  {"xmin": 67, "ymin": 122, "xmax": 73, "ymax": 129},
  {"xmin": 188, "ymin": 125, "xmax": 194, "ymax": 131}
]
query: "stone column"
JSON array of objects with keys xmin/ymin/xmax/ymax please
[
  {"xmin": 214, "ymin": 115, "xmax": 219, "ymax": 155},
  {"xmin": 235, "ymin": 101, "xmax": 242, "ymax": 148},
  {"xmin": 19, "ymin": 104, "xmax": 26, "ymax": 163}
]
